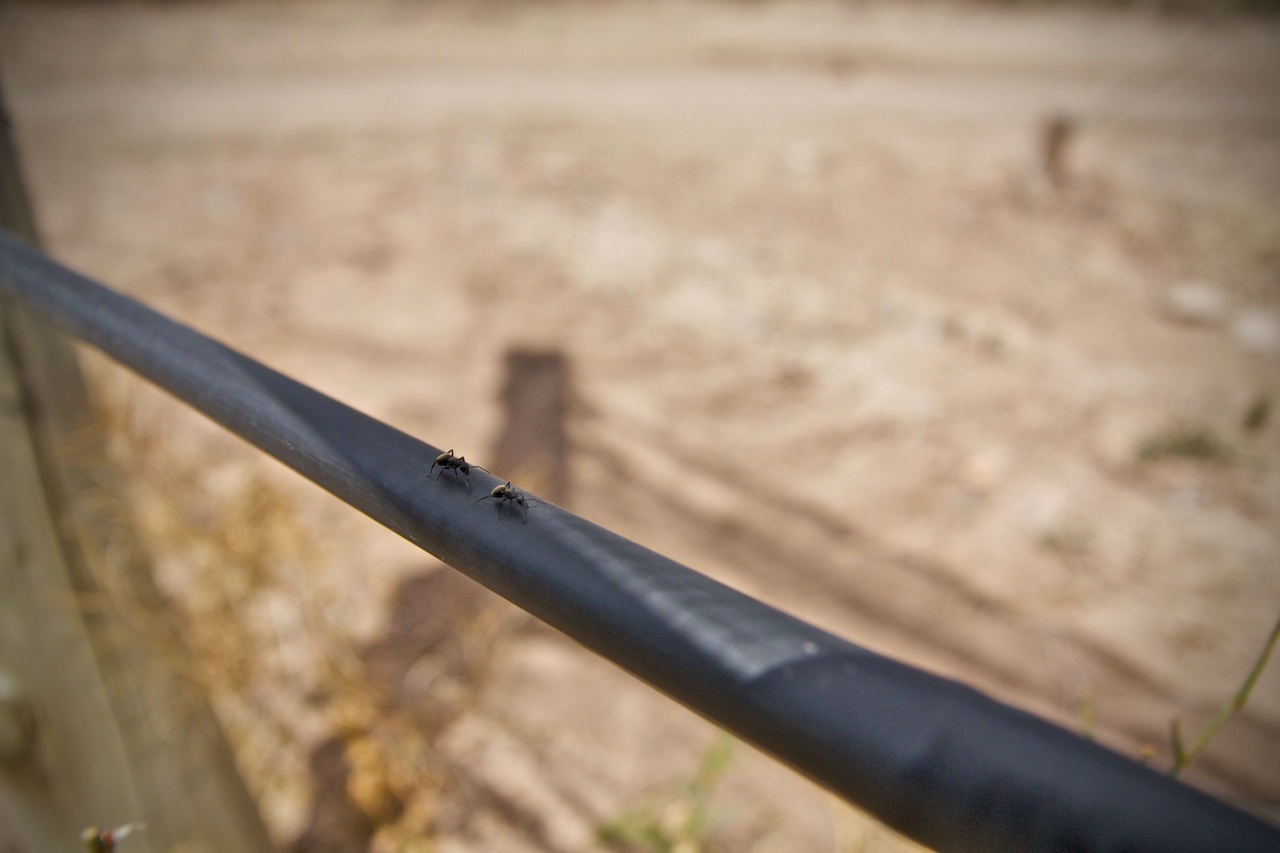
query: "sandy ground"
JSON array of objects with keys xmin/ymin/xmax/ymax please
[{"xmin": 2, "ymin": 1, "xmax": 1280, "ymax": 849}]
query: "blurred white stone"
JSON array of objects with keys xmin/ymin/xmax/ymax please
[
  {"xmin": 1230, "ymin": 309, "xmax": 1280, "ymax": 353},
  {"xmin": 962, "ymin": 446, "xmax": 1011, "ymax": 494},
  {"xmin": 1164, "ymin": 281, "xmax": 1227, "ymax": 326}
]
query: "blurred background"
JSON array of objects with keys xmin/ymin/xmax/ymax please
[{"xmin": 1, "ymin": 0, "xmax": 1278, "ymax": 849}]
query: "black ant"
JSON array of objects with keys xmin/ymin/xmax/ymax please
[
  {"xmin": 475, "ymin": 481, "xmax": 539, "ymax": 524},
  {"xmin": 423, "ymin": 449, "xmax": 487, "ymax": 491}
]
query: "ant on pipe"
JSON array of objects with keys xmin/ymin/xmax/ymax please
[
  {"xmin": 423, "ymin": 449, "xmax": 487, "ymax": 491},
  {"xmin": 475, "ymin": 481, "xmax": 540, "ymax": 524}
]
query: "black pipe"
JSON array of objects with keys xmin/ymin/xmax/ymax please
[{"xmin": 2, "ymin": 231, "xmax": 1276, "ymax": 852}]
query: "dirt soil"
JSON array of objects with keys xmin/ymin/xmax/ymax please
[{"xmin": 2, "ymin": 1, "xmax": 1279, "ymax": 850}]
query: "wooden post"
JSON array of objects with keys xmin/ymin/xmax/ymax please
[
  {"xmin": 492, "ymin": 348, "xmax": 573, "ymax": 504},
  {"xmin": 1041, "ymin": 112, "xmax": 1077, "ymax": 193},
  {"xmin": 0, "ymin": 78, "xmax": 273, "ymax": 852}
]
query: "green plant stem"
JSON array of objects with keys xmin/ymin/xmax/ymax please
[{"xmin": 1170, "ymin": 615, "xmax": 1280, "ymax": 777}]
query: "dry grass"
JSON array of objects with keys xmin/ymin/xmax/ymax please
[{"xmin": 85, "ymin": 364, "xmax": 533, "ymax": 849}]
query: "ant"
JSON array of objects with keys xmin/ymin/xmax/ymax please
[
  {"xmin": 424, "ymin": 449, "xmax": 487, "ymax": 491},
  {"xmin": 475, "ymin": 481, "xmax": 539, "ymax": 524}
]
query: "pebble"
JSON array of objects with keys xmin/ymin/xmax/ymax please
[
  {"xmin": 1230, "ymin": 310, "xmax": 1280, "ymax": 353},
  {"xmin": 1164, "ymin": 281, "xmax": 1227, "ymax": 326}
]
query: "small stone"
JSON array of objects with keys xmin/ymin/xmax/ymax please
[
  {"xmin": 962, "ymin": 447, "xmax": 1010, "ymax": 494},
  {"xmin": 1230, "ymin": 309, "xmax": 1280, "ymax": 353},
  {"xmin": 1164, "ymin": 282, "xmax": 1227, "ymax": 326}
]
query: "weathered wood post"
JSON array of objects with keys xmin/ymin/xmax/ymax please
[
  {"xmin": 0, "ymin": 77, "xmax": 273, "ymax": 852},
  {"xmin": 491, "ymin": 348, "xmax": 573, "ymax": 505}
]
